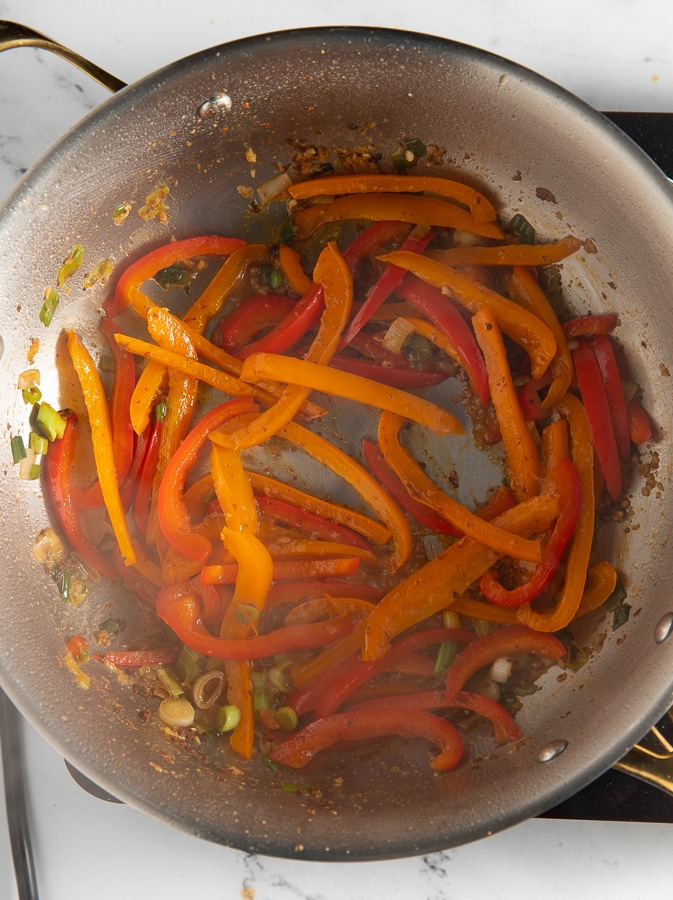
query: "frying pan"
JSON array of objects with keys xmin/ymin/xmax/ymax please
[{"xmin": 0, "ymin": 22, "xmax": 672, "ymax": 861}]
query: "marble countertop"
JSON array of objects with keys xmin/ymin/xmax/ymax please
[{"xmin": 1, "ymin": 1, "xmax": 673, "ymax": 897}]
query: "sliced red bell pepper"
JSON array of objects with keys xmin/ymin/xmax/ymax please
[
  {"xmin": 626, "ymin": 395, "xmax": 653, "ymax": 444},
  {"xmin": 269, "ymin": 707, "xmax": 464, "ymax": 771},
  {"xmin": 397, "ymin": 274, "xmax": 489, "ymax": 405},
  {"xmin": 264, "ymin": 579, "xmax": 386, "ymax": 611},
  {"xmin": 132, "ymin": 419, "xmax": 162, "ymax": 537},
  {"xmin": 444, "ymin": 624, "xmax": 566, "ymax": 700},
  {"xmin": 237, "ymin": 283, "xmax": 324, "ymax": 358},
  {"xmin": 561, "ymin": 313, "xmax": 618, "ymax": 338},
  {"xmin": 42, "ymin": 412, "xmax": 117, "ymax": 578},
  {"xmin": 591, "ymin": 335, "xmax": 631, "ymax": 462},
  {"xmin": 479, "ymin": 457, "xmax": 581, "ymax": 606},
  {"xmin": 215, "ymin": 294, "xmax": 297, "ymax": 354},
  {"xmin": 255, "ymin": 495, "xmax": 372, "ymax": 550},
  {"xmin": 330, "ymin": 354, "xmax": 448, "ymax": 389},
  {"xmin": 112, "ymin": 544, "xmax": 160, "ymax": 607},
  {"xmin": 342, "ymin": 220, "xmax": 411, "ymax": 271},
  {"xmin": 572, "ymin": 338, "xmax": 622, "ymax": 501}
]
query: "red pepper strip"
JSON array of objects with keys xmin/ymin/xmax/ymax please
[
  {"xmin": 517, "ymin": 375, "xmax": 553, "ymax": 422},
  {"xmin": 91, "ymin": 648, "xmax": 180, "ymax": 667},
  {"xmin": 591, "ymin": 335, "xmax": 631, "ymax": 462},
  {"xmin": 237, "ymin": 282, "xmax": 324, "ymax": 359},
  {"xmin": 112, "ymin": 545, "xmax": 160, "ymax": 607},
  {"xmin": 479, "ymin": 457, "xmax": 581, "ymax": 607},
  {"xmin": 215, "ymin": 294, "xmax": 297, "ymax": 354},
  {"xmin": 562, "ymin": 313, "xmax": 618, "ymax": 338},
  {"xmin": 269, "ymin": 708, "xmax": 464, "ymax": 771},
  {"xmin": 288, "ymin": 654, "xmax": 361, "ymax": 717},
  {"xmin": 200, "ymin": 556, "xmax": 362, "ymax": 585},
  {"xmin": 362, "ymin": 438, "xmax": 461, "ymax": 536},
  {"xmin": 397, "ymin": 274, "xmax": 489, "ymax": 405},
  {"xmin": 444, "ymin": 624, "xmax": 566, "ymax": 700},
  {"xmin": 314, "ymin": 626, "xmax": 474, "ymax": 720},
  {"xmin": 265, "ymin": 580, "xmax": 386, "ymax": 612},
  {"xmin": 156, "ymin": 584, "xmax": 360, "ymax": 659},
  {"xmin": 104, "ymin": 235, "xmax": 247, "ymax": 318},
  {"xmin": 343, "ymin": 220, "xmax": 410, "ymax": 271},
  {"xmin": 349, "ymin": 689, "xmax": 521, "ymax": 746},
  {"xmin": 156, "ymin": 398, "xmax": 258, "ymax": 562},
  {"xmin": 133, "ymin": 420, "xmax": 162, "ymax": 537},
  {"xmin": 255, "ymin": 495, "xmax": 372, "ymax": 550},
  {"xmin": 341, "ymin": 228, "xmax": 435, "ymax": 346},
  {"xmin": 116, "ymin": 424, "xmax": 151, "ymax": 512},
  {"xmin": 572, "ymin": 338, "xmax": 621, "ymax": 501},
  {"xmin": 284, "ymin": 596, "xmax": 376, "ymax": 626},
  {"xmin": 626, "ymin": 395, "xmax": 653, "ymax": 444},
  {"xmin": 330, "ymin": 355, "xmax": 448, "ymax": 389}
]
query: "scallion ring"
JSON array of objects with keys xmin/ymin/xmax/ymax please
[{"xmin": 192, "ymin": 669, "xmax": 226, "ymax": 709}]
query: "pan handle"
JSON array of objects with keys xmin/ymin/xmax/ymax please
[
  {"xmin": 0, "ymin": 21, "xmax": 126, "ymax": 93},
  {"xmin": 613, "ymin": 714, "xmax": 673, "ymax": 796}
]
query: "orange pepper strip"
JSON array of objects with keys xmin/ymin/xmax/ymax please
[
  {"xmin": 202, "ymin": 556, "xmax": 362, "ymax": 585},
  {"xmin": 246, "ymin": 471, "xmax": 391, "ymax": 546},
  {"xmin": 210, "ymin": 444, "xmax": 259, "ymax": 534},
  {"xmin": 509, "ymin": 265, "xmax": 574, "ymax": 411},
  {"xmin": 361, "ymin": 490, "xmax": 559, "ymax": 661},
  {"xmin": 517, "ymin": 393, "xmax": 595, "ymax": 632},
  {"xmin": 260, "ymin": 533, "xmax": 378, "ymax": 563},
  {"xmin": 219, "ymin": 526, "xmax": 273, "ymax": 623},
  {"xmin": 211, "ymin": 241, "xmax": 353, "ymax": 451},
  {"xmin": 404, "ymin": 316, "xmax": 463, "ymax": 367},
  {"xmin": 541, "ymin": 418, "xmax": 569, "ymax": 479},
  {"xmin": 290, "ymin": 618, "xmax": 369, "ymax": 689},
  {"xmin": 427, "ymin": 235, "xmax": 583, "ymax": 268},
  {"xmin": 278, "ymin": 244, "xmax": 312, "ymax": 295},
  {"xmin": 287, "ymin": 173, "xmax": 498, "ymax": 222},
  {"xmin": 449, "ymin": 596, "xmax": 520, "ymax": 624},
  {"xmin": 129, "ymin": 360, "xmax": 167, "ymax": 436},
  {"xmin": 378, "ymin": 251, "xmax": 557, "ymax": 379},
  {"xmin": 239, "ymin": 352, "xmax": 463, "ymax": 436},
  {"xmin": 575, "ymin": 561, "xmax": 618, "ymax": 617},
  {"xmin": 281, "ymin": 420, "xmax": 413, "ymax": 573},
  {"xmin": 472, "ymin": 306, "xmax": 542, "ymax": 501},
  {"xmin": 66, "ymin": 331, "xmax": 136, "ymax": 565},
  {"xmin": 377, "ymin": 411, "xmax": 542, "ymax": 562},
  {"xmin": 284, "ymin": 596, "xmax": 376, "ymax": 625},
  {"xmin": 292, "ymin": 194, "xmax": 504, "ymax": 241}
]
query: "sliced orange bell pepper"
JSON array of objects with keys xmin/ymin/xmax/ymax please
[
  {"xmin": 472, "ymin": 305, "xmax": 542, "ymax": 501},
  {"xmin": 378, "ymin": 250, "xmax": 557, "ymax": 379},
  {"xmin": 428, "ymin": 235, "xmax": 582, "ymax": 268},
  {"xmin": 377, "ymin": 410, "xmax": 542, "ymax": 562},
  {"xmin": 287, "ymin": 172, "xmax": 498, "ymax": 222},
  {"xmin": 66, "ymin": 331, "xmax": 136, "ymax": 565},
  {"xmin": 278, "ymin": 244, "xmax": 312, "ymax": 295},
  {"xmin": 575, "ymin": 561, "xmax": 619, "ymax": 617},
  {"xmin": 209, "ymin": 444, "xmax": 259, "ymax": 534}
]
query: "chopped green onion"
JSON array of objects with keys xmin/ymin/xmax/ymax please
[
  {"xmin": 59, "ymin": 567, "xmax": 72, "ymax": 603},
  {"xmin": 269, "ymin": 268, "xmax": 283, "ymax": 289},
  {"xmin": 235, "ymin": 603, "xmax": 259, "ymax": 625},
  {"xmin": 604, "ymin": 580, "xmax": 628, "ymax": 611},
  {"xmin": 176, "ymin": 644, "xmax": 205, "ymax": 683},
  {"xmin": 29, "ymin": 432, "xmax": 49, "ymax": 455},
  {"xmin": 99, "ymin": 618, "xmax": 124, "ymax": 636},
  {"xmin": 40, "ymin": 287, "xmax": 59, "ymax": 327},
  {"xmin": 82, "ymin": 258, "xmax": 113, "ymax": 290},
  {"xmin": 18, "ymin": 448, "xmax": 39, "ymax": 480},
  {"xmin": 612, "ymin": 602, "xmax": 631, "ymax": 631},
  {"xmin": 35, "ymin": 402, "xmax": 67, "ymax": 442},
  {"xmin": 215, "ymin": 704, "xmax": 241, "ymax": 733},
  {"xmin": 281, "ymin": 219, "xmax": 297, "ymax": 242},
  {"xmin": 509, "ymin": 213, "xmax": 536, "ymax": 245},
  {"xmin": 156, "ymin": 666, "xmax": 185, "ymax": 697},
  {"xmin": 433, "ymin": 641, "xmax": 460, "ymax": 675},
  {"xmin": 391, "ymin": 137, "xmax": 427, "ymax": 172},
  {"xmin": 159, "ymin": 696, "xmax": 195, "ymax": 729},
  {"xmin": 57, "ymin": 244, "xmax": 84, "ymax": 287},
  {"xmin": 154, "ymin": 261, "xmax": 194, "ymax": 289},
  {"xmin": 113, "ymin": 201, "xmax": 132, "ymax": 224},
  {"xmin": 154, "ymin": 399, "xmax": 168, "ymax": 421},
  {"xmin": 11, "ymin": 435, "xmax": 27, "ymax": 463},
  {"xmin": 22, "ymin": 386, "xmax": 42, "ymax": 405},
  {"xmin": 274, "ymin": 706, "xmax": 298, "ymax": 731}
]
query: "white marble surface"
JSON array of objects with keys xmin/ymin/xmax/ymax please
[{"xmin": 1, "ymin": 0, "xmax": 673, "ymax": 897}]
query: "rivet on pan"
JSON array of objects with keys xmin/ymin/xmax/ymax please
[
  {"xmin": 538, "ymin": 739, "xmax": 568, "ymax": 763},
  {"xmin": 654, "ymin": 612, "xmax": 673, "ymax": 644},
  {"xmin": 198, "ymin": 93, "xmax": 233, "ymax": 118}
]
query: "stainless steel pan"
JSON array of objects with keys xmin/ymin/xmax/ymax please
[{"xmin": 1, "ymin": 22, "xmax": 673, "ymax": 860}]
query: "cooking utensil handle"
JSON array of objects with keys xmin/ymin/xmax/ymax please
[
  {"xmin": 0, "ymin": 20, "xmax": 126, "ymax": 93},
  {"xmin": 614, "ymin": 741, "xmax": 673, "ymax": 796}
]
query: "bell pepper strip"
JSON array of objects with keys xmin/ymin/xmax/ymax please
[
  {"xmin": 269, "ymin": 707, "xmax": 464, "ymax": 771},
  {"xmin": 361, "ymin": 490, "xmax": 559, "ymax": 661},
  {"xmin": 155, "ymin": 583, "xmax": 360, "ymax": 659},
  {"xmin": 288, "ymin": 173, "xmax": 498, "ymax": 223},
  {"xmin": 215, "ymin": 294, "xmax": 297, "ymax": 354},
  {"xmin": 129, "ymin": 359, "xmax": 167, "ymax": 435},
  {"xmin": 156, "ymin": 398, "xmax": 258, "ymax": 562},
  {"xmin": 265, "ymin": 580, "xmax": 386, "ymax": 610},
  {"xmin": 239, "ymin": 352, "xmax": 463, "ymax": 436},
  {"xmin": 212, "ymin": 241, "xmax": 353, "ymax": 451},
  {"xmin": 91, "ymin": 648, "xmax": 180, "ymax": 667},
  {"xmin": 278, "ymin": 244, "xmax": 312, "ymax": 295},
  {"xmin": 284, "ymin": 596, "xmax": 376, "ymax": 626},
  {"xmin": 281, "ymin": 419, "xmax": 413, "ymax": 573},
  {"xmin": 509, "ymin": 265, "xmax": 574, "ymax": 412},
  {"xmin": 428, "ymin": 235, "xmax": 583, "ymax": 269},
  {"xmin": 219, "ymin": 525, "xmax": 274, "ymax": 625},
  {"xmin": 133, "ymin": 420, "xmax": 162, "ymax": 537},
  {"xmin": 330, "ymin": 355, "xmax": 448, "ymax": 389},
  {"xmin": 291, "ymin": 193, "xmax": 504, "ymax": 241},
  {"xmin": 472, "ymin": 306, "xmax": 542, "ymax": 501},
  {"xmin": 104, "ymin": 235, "xmax": 247, "ymax": 318},
  {"xmin": 200, "ymin": 556, "xmax": 362, "ymax": 585},
  {"xmin": 66, "ymin": 331, "xmax": 136, "ymax": 566},
  {"xmin": 261, "ymin": 536, "xmax": 377, "ymax": 564},
  {"xmin": 111, "ymin": 545, "xmax": 161, "ymax": 606},
  {"xmin": 247, "ymin": 471, "xmax": 391, "ymax": 546},
  {"xmin": 479, "ymin": 457, "xmax": 581, "ymax": 607},
  {"xmin": 209, "ymin": 443, "xmax": 259, "ymax": 534},
  {"xmin": 541, "ymin": 418, "xmax": 569, "ymax": 478},
  {"xmin": 349, "ymin": 689, "xmax": 521, "ymax": 746},
  {"xmin": 575, "ymin": 561, "xmax": 619, "ymax": 618},
  {"xmin": 343, "ymin": 220, "xmax": 410, "ymax": 271},
  {"xmin": 443, "ymin": 624, "xmax": 566, "ymax": 699},
  {"xmin": 255, "ymin": 496, "xmax": 373, "ymax": 551},
  {"xmin": 561, "ymin": 313, "xmax": 618, "ymax": 338},
  {"xmin": 42, "ymin": 412, "xmax": 118, "ymax": 578},
  {"xmin": 71, "ymin": 318, "xmax": 136, "ymax": 509},
  {"xmin": 517, "ymin": 393, "xmax": 595, "ymax": 632},
  {"xmin": 571, "ymin": 338, "xmax": 621, "ymax": 502},
  {"xmin": 313, "ymin": 626, "xmax": 474, "ymax": 719},
  {"xmin": 362, "ymin": 438, "xmax": 460, "ymax": 536},
  {"xmin": 117, "ymin": 422, "xmax": 151, "ymax": 511},
  {"xmin": 237, "ymin": 282, "xmax": 324, "ymax": 359},
  {"xmin": 626, "ymin": 395, "xmax": 653, "ymax": 444},
  {"xmin": 377, "ymin": 410, "xmax": 542, "ymax": 562},
  {"xmin": 289, "ymin": 652, "xmax": 364, "ymax": 715},
  {"xmin": 449, "ymin": 595, "xmax": 520, "ymax": 624},
  {"xmin": 340, "ymin": 228, "xmax": 435, "ymax": 346},
  {"xmin": 591, "ymin": 335, "xmax": 631, "ymax": 462},
  {"xmin": 381, "ymin": 251, "xmax": 557, "ymax": 380}
]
